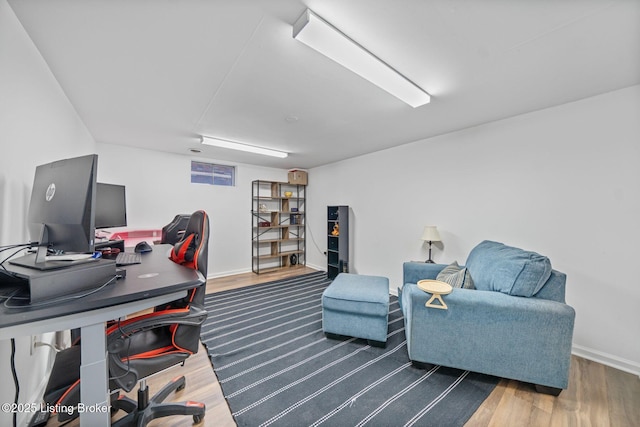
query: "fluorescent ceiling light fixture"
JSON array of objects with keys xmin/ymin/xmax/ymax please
[
  {"xmin": 293, "ymin": 9, "xmax": 430, "ymax": 108},
  {"xmin": 201, "ymin": 136, "xmax": 288, "ymax": 158}
]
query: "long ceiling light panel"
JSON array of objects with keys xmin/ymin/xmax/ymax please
[
  {"xmin": 293, "ymin": 9, "xmax": 430, "ymax": 108},
  {"xmin": 201, "ymin": 136, "xmax": 288, "ymax": 158}
]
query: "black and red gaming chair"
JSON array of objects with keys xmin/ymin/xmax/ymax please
[{"xmin": 43, "ymin": 210, "xmax": 210, "ymax": 426}]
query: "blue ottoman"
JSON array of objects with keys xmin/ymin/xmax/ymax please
[{"xmin": 322, "ymin": 273, "xmax": 390, "ymax": 347}]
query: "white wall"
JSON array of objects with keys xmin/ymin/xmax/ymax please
[
  {"xmin": 95, "ymin": 143, "xmax": 288, "ymax": 278},
  {"xmin": 307, "ymin": 85, "xmax": 640, "ymax": 375},
  {"xmin": 0, "ymin": 0, "xmax": 97, "ymax": 424}
]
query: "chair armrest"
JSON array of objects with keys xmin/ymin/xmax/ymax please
[
  {"xmin": 107, "ymin": 306, "xmax": 207, "ymax": 341},
  {"xmin": 106, "ymin": 306, "xmax": 207, "ymax": 391},
  {"xmin": 403, "ymin": 262, "xmax": 446, "ymax": 284}
]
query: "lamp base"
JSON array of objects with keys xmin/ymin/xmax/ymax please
[{"xmin": 425, "ymin": 241, "xmax": 436, "ymax": 264}]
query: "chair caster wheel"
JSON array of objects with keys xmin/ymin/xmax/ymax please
[
  {"xmin": 177, "ymin": 382, "xmax": 186, "ymax": 392},
  {"xmin": 193, "ymin": 414, "xmax": 204, "ymax": 423}
]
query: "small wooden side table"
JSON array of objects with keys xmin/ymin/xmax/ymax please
[{"xmin": 417, "ymin": 279, "xmax": 453, "ymax": 310}]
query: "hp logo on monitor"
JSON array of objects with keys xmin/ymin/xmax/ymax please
[{"xmin": 45, "ymin": 183, "xmax": 56, "ymax": 201}]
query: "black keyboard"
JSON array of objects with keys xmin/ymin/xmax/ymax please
[{"xmin": 115, "ymin": 252, "xmax": 142, "ymax": 266}]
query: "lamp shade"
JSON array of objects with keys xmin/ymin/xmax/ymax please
[{"xmin": 421, "ymin": 226, "xmax": 441, "ymax": 242}]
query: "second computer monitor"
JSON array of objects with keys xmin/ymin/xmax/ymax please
[{"xmin": 95, "ymin": 183, "xmax": 127, "ymax": 229}]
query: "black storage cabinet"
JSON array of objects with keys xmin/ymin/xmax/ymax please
[{"xmin": 327, "ymin": 205, "xmax": 349, "ymax": 279}]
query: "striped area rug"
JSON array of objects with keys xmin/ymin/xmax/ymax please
[{"xmin": 201, "ymin": 271, "xmax": 499, "ymax": 427}]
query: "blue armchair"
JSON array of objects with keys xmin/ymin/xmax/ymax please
[{"xmin": 399, "ymin": 241, "xmax": 575, "ymax": 395}]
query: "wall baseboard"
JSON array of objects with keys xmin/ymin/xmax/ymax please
[
  {"xmin": 572, "ymin": 344, "xmax": 640, "ymax": 378},
  {"xmin": 306, "ymin": 263, "xmax": 326, "ymax": 272},
  {"xmin": 207, "ymin": 267, "xmax": 251, "ymax": 280},
  {"xmin": 208, "ymin": 264, "xmax": 327, "ymax": 281}
]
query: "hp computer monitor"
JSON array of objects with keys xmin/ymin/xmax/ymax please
[
  {"xmin": 10, "ymin": 154, "xmax": 98, "ymax": 270},
  {"xmin": 95, "ymin": 183, "xmax": 127, "ymax": 229}
]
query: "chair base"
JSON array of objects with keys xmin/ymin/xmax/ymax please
[{"xmin": 112, "ymin": 376, "xmax": 205, "ymax": 426}]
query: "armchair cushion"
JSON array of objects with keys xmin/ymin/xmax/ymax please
[{"xmin": 465, "ymin": 240, "xmax": 551, "ymax": 297}]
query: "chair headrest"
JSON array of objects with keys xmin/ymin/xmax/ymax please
[
  {"xmin": 170, "ymin": 210, "xmax": 209, "ymax": 276},
  {"xmin": 161, "ymin": 214, "xmax": 191, "ymax": 245}
]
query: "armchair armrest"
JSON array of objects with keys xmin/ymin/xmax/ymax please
[
  {"xmin": 106, "ymin": 306, "xmax": 208, "ymax": 340},
  {"xmin": 401, "ymin": 283, "xmax": 575, "ymax": 389},
  {"xmin": 403, "ymin": 262, "xmax": 446, "ymax": 285}
]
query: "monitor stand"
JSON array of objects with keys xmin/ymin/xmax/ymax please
[{"xmin": 8, "ymin": 225, "xmax": 95, "ymax": 271}]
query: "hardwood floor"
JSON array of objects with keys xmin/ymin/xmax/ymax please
[
  {"xmin": 465, "ymin": 358, "xmax": 640, "ymax": 426},
  {"xmin": 52, "ymin": 266, "xmax": 640, "ymax": 426},
  {"xmin": 205, "ymin": 265, "xmax": 318, "ymax": 294}
]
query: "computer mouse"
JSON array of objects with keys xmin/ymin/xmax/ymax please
[{"xmin": 134, "ymin": 241, "xmax": 153, "ymax": 253}]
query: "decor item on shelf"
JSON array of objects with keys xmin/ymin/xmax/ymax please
[
  {"xmin": 290, "ymin": 213, "xmax": 301, "ymax": 225},
  {"xmin": 290, "ymin": 254, "xmax": 297, "ymax": 265},
  {"xmin": 287, "ymin": 169, "xmax": 308, "ymax": 185},
  {"xmin": 259, "ymin": 221, "xmax": 271, "ymax": 227},
  {"xmin": 421, "ymin": 225, "xmax": 441, "ymax": 263},
  {"xmin": 331, "ymin": 223, "xmax": 339, "ymax": 236},
  {"xmin": 284, "ymin": 191, "xmax": 293, "ymax": 198},
  {"xmin": 259, "ymin": 203, "xmax": 268, "ymax": 212},
  {"xmin": 292, "ymin": 9, "xmax": 431, "ymax": 108}
]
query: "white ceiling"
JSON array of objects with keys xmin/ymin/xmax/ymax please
[{"xmin": 8, "ymin": 0, "xmax": 640, "ymax": 169}]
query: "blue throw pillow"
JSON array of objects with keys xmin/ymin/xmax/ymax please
[{"xmin": 465, "ymin": 241, "xmax": 551, "ymax": 297}]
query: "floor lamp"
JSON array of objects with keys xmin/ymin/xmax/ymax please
[{"xmin": 421, "ymin": 226, "xmax": 441, "ymax": 263}]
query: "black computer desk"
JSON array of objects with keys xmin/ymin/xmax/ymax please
[{"xmin": 0, "ymin": 245, "xmax": 204, "ymax": 426}]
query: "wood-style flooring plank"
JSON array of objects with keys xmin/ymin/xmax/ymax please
[
  {"xmin": 605, "ymin": 363, "xmax": 640, "ymax": 426},
  {"xmin": 206, "ymin": 266, "xmax": 318, "ymax": 294}
]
